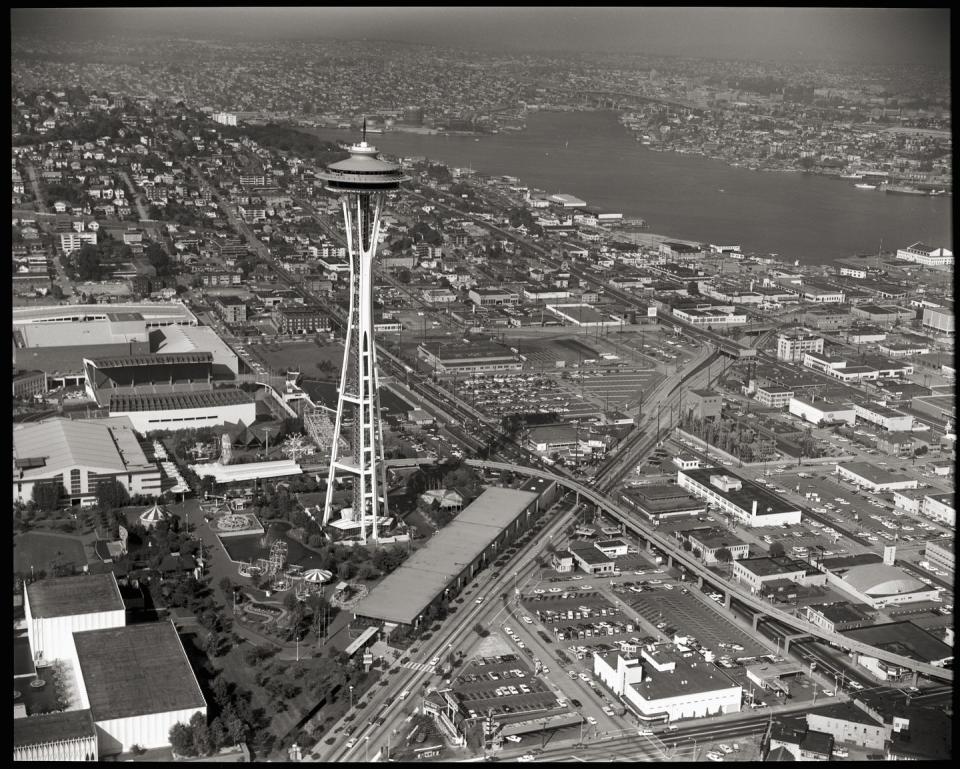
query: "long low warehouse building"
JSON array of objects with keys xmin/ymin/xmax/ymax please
[
  {"xmin": 676, "ymin": 467, "xmax": 802, "ymax": 527},
  {"xmin": 352, "ymin": 485, "xmax": 546, "ymax": 628}
]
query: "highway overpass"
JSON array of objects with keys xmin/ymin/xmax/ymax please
[{"xmin": 382, "ymin": 456, "xmax": 952, "ymax": 683}]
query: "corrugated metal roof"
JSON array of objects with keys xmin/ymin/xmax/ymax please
[
  {"xmin": 109, "ymin": 388, "xmax": 252, "ymax": 412},
  {"xmin": 13, "ymin": 416, "xmax": 152, "ymax": 478}
]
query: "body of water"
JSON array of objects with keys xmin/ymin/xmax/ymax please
[{"xmin": 301, "ymin": 110, "xmax": 951, "ymax": 265}]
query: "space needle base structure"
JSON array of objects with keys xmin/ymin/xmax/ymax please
[{"xmin": 319, "ymin": 134, "xmax": 409, "ymax": 544}]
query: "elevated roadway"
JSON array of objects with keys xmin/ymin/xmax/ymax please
[{"xmin": 382, "ymin": 456, "xmax": 952, "ymax": 683}]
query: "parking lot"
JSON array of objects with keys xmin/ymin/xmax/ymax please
[
  {"xmin": 625, "ymin": 590, "xmax": 770, "ymax": 659},
  {"xmin": 459, "ymin": 373, "xmax": 599, "ymax": 421},
  {"xmin": 453, "ymin": 655, "xmax": 561, "ymax": 719}
]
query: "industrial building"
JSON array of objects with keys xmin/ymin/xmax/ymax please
[
  {"xmin": 853, "ymin": 402, "xmax": 913, "ymax": 432},
  {"xmin": 921, "ymin": 306, "xmax": 954, "ymax": 334},
  {"xmin": 352, "ymin": 485, "xmax": 549, "ymax": 628},
  {"xmin": 593, "ymin": 646, "xmax": 741, "ymax": 724},
  {"xmin": 754, "ymin": 385, "xmax": 794, "ymax": 409},
  {"xmin": 921, "ymin": 493, "xmax": 955, "ymax": 526},
  {"xmin": 895, "ymin": 242, "xmax": 953, "ymax": 268},
  {"xmin": 619, "ymin": 484, "xmax": 706, "ymax": 523},
  {"xmin": 416, "ymin": 341, "xmax": 522, "ymax": 376},
  {"xmin": 803, "ymin": 602, "xmax": 875, "ymax": 634},
  {"xmin": 13, "ymin": 417, "xmax": 162, "ymax": 505},
  {"xmin": 840, "ymin": 621, "xmax": 952, "ymax": 682},
  {"xmin": 676, "ymin": 467, "xmax": 802, "ymax": 527},
  {"xmin": 805, "ymin": 702, "xmax": 887, "ymax": 752},
  {"xmin": 730, "ymin": 556, "xmax": 826, "ymax": 594},
  {"xmin": 685, "ymin": 389, "xmax": 721, "ymax": 420},
  {"xmin": 834, "ymin": 462, "xmax": 919, "ymax": 492},
  {"xmin": 788, "ymin": 396, "xmax": 855, "ymax": 427}
]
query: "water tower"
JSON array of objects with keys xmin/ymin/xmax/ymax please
[{"xmin": 319, "ymin": 129, "xmax": 410, "ymax": 543}]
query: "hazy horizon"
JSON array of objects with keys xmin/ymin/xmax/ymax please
[{"xmin": 10, "ymin": 7, "xmax": 951, "ymax": 67}]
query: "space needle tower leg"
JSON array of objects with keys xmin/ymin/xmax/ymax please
[{"xmin": 320, "ymin": 136, "xmax": 409, "ymax": 545}]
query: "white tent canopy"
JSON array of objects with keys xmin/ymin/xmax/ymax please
[{"xmin": 188, "ymin": 459, "xmax": 303, "ymax": 484}]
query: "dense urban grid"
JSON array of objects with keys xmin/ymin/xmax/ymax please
[{"xmin": 11, "ymin": 19, "xmax": 953, "ymax": 765}]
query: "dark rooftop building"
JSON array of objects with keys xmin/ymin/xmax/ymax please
[
  {"xmin": 25, "ymin": 572, "xmax": 124, "ymax": 618},
  {"xmin": 72, "ymin": 621, "xmax": 206, "ymax": 722}
]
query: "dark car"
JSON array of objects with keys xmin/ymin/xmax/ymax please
[{"xmin": 570, "ymin": 698, "xmax": 583, "ymax": 708}]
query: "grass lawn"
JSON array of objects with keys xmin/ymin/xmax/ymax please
[
  {"xmin": 14, "ymin": 531, "xmax": 88, "ymax": 575},
  {"xmin": 248, "ymin": 339, "xmax": 342, "ymax": 377}
]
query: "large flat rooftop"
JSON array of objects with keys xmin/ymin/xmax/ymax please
[
  {"xmin": 353, "ymin": 486, "xmax": 540, "ymax": 625},
  {"xmin": 679, "ymin": 467, "xmax": 800, "ymax": 518},
  {"xmin": 25, "ymin": 573, "xmax": 124, "ymax": 618},
  {"xmin": 73, "ymin": 621, "xmax": 206, "ymax": 721}
]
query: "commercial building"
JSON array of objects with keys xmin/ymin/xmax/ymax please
[
  {"xmin": 806, "ymin": 702, "xmax": 886, "ymax": 751},
  {"xmin": 834, "ymin": 462, "xmax": 918, "ymax": 492},
  {"xmin": 851, "ymin": 304, "xmax": 904, "ymax": 325},
  {"xmin": 681, "ymin": 527, "xmax": 749, "ymax": 564},
  {"xmin": 468, "ymin": 287, "xmax": 520, "ymax": 307},
  {"xmin": 788, "ymin": 396, "xmax": 855, "ymax": 427},
  {"xmin": 804, "ymin": 602, "xmax": 875, "ymax": 634},
  {"xmin": 841, "ymin": 621, "xmax": 952, "ymax": 681},
  {"xmin": 802, "ymin": 282, "xmax": 845, "ymax": 304},
  {"xmin": 59, "ymin": 231, "xmax": 97, "ymax": 254},
  {"xmin": 352, "ymin": 486, "xmax": 544, "ymax": 627},
  {"xmin": 776, "ymin": 330, "xmax": 823, "ymax": 363},
  {"xmin": 921, "ymin": 493, "xmax": 954, "ymax": 527},
  {"xmin": 13, "ymin": 369, "xmax": 48, "ymax": 399},
  {"xmin": 730, "ymin": 556, "xmax": 826, "ymax": 594},
  {"xmin": 83, "ymin": 352, "xmax": 216, "ymax": 406},
  {"xmin": 595, "ymin": 645, "xmax": 741, "ymax": 724},
  {"xmin": 568, "ymin": 541, "xmax": 617, "ymax": 575},
  {"xmin": 417, "ymin": 341, "xmax": 521, "ymax": 376},
  {"xmin": 924, "ymin": 538, "xmax": 953, "ymax": 573},
  {"xmin": 768, "ymin": 724, "xmax": 834, "ymax": 761},
  {"xmin": 13, "ymin": 417, "xmax": 162, "ymax": 505},
  {"xmin": 895, "ymin": 242, "xmax": 953, "ymax": 268},
  {"xmin": 922, "ymin": 306, "xmax": 954, "ymax": 334},
  {"xmin": 853, "ymin": 402, "xmax": 913, "ymax": 432},
  {"xmin": 672, "ymin": 306, "xmax": 747, "ymax": 326},
  {"xmin": 677, "ymin": 467, "xmax": 802, "ymax": 527}
]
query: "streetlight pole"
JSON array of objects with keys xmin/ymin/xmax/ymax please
[{"xmin": 349, "ymin": 684, "xmax": 354, "ymax": 710}]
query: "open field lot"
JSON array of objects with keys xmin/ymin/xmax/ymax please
[
  {"xmin": 568, "ymin": 369, "xmax": 664, "ymax": 410},
  {"xmin": 625, "ymin": 591, "xmax": 769, "ymax": 657},
  {"xmin": 14, "ymin": 532, "xmax": 88, "ymax": 575},
  {"xmin": 246, "ymin": 338, "xmax": 343, "ymax": 377}
]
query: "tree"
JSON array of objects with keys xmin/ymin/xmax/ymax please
[
  {"xmin": 169, "ymin": 722, "xmax": 195, "ymax": 756},
  {"xmin": 31, "ymin": 481, "xmax": 62, "ymax": 513},
  {"xmin": 337, "ymin": 561, "xmax": 353, "ymax": 580},
  {"xmin": 190, "ymin": 711, "xmax": 212, "ymax": 756},
  {"xmin": 397, "ymin": 268, "xmax": 412, "ymax": 284},
  {"xmin": 95, "ymin": 479, "xmax": 129, "ymax": 512},
  {"xmin": 715, "ymin": 547, "xmax": 733, "ymax": 564},
  {"xmin": 75, "ymin": 244, "xmax": 102, "ymax": 281},
  {"xmin": 145, "ymin": 241, "xmax": 173, "ymax": 276},
  {"xmin": 768, "ymin": 541, "xmax": 786, "ymax": 558}
]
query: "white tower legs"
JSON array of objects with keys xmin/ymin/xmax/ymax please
[{"xmin": 323, "ymin": 193, "xmax": 390, "ymax": 544}]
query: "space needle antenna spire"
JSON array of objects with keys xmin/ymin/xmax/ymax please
[{"xmin": 318, "ymin": 124, "xmax": 410, "ymax": 544}]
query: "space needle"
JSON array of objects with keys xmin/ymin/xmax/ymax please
[{"xmin": 319, "ymin": 126, "xmax": 410, "ymax": 543}]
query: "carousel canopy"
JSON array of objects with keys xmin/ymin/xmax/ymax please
[
  {"xmin": 139, "ymin": 502, "xmax": 169, "ymax": 522},
  {"xmin": 302, "ymin": 569, "xmax": 333, "ymax": 584}
]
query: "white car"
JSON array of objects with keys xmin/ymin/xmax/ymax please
[
  {"xmin": 505, "ymin": 735, "xmax": 522, "ymax": 743},
  {"xmin": 522, "ymin": 616, "xmax": 533, "ymax": 624},
  {"xmin": 587, "ymin": 716, "xmax": 598, "ymax": 725},
  {"xmin": 430, "ymin": 656, "xmax": 441, "ymax": 666},
  {"xmin": 345, "ymin": 738, "xmax": 357, "ymax": 748},
  {"xmin": 580, "ymin": 584, "xmax": 593, "ymax": 590},
  {"xmin": 549, "ymin": 587, "xmax": 562, "ymax": 593},
  {"xmin": 705, "ymin": 751, "xmax": 724, "ymax": 762},
  {"xmin": 719, "ymin": 744, "xmax": 734, "ymax": 754},
  {"xmin": 517, "ymin": 754, "xmax": 535, "ymax": 762},
  {"xmin": 475, "ymin": 597, "xmax": 484, "ymax": 604}
]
